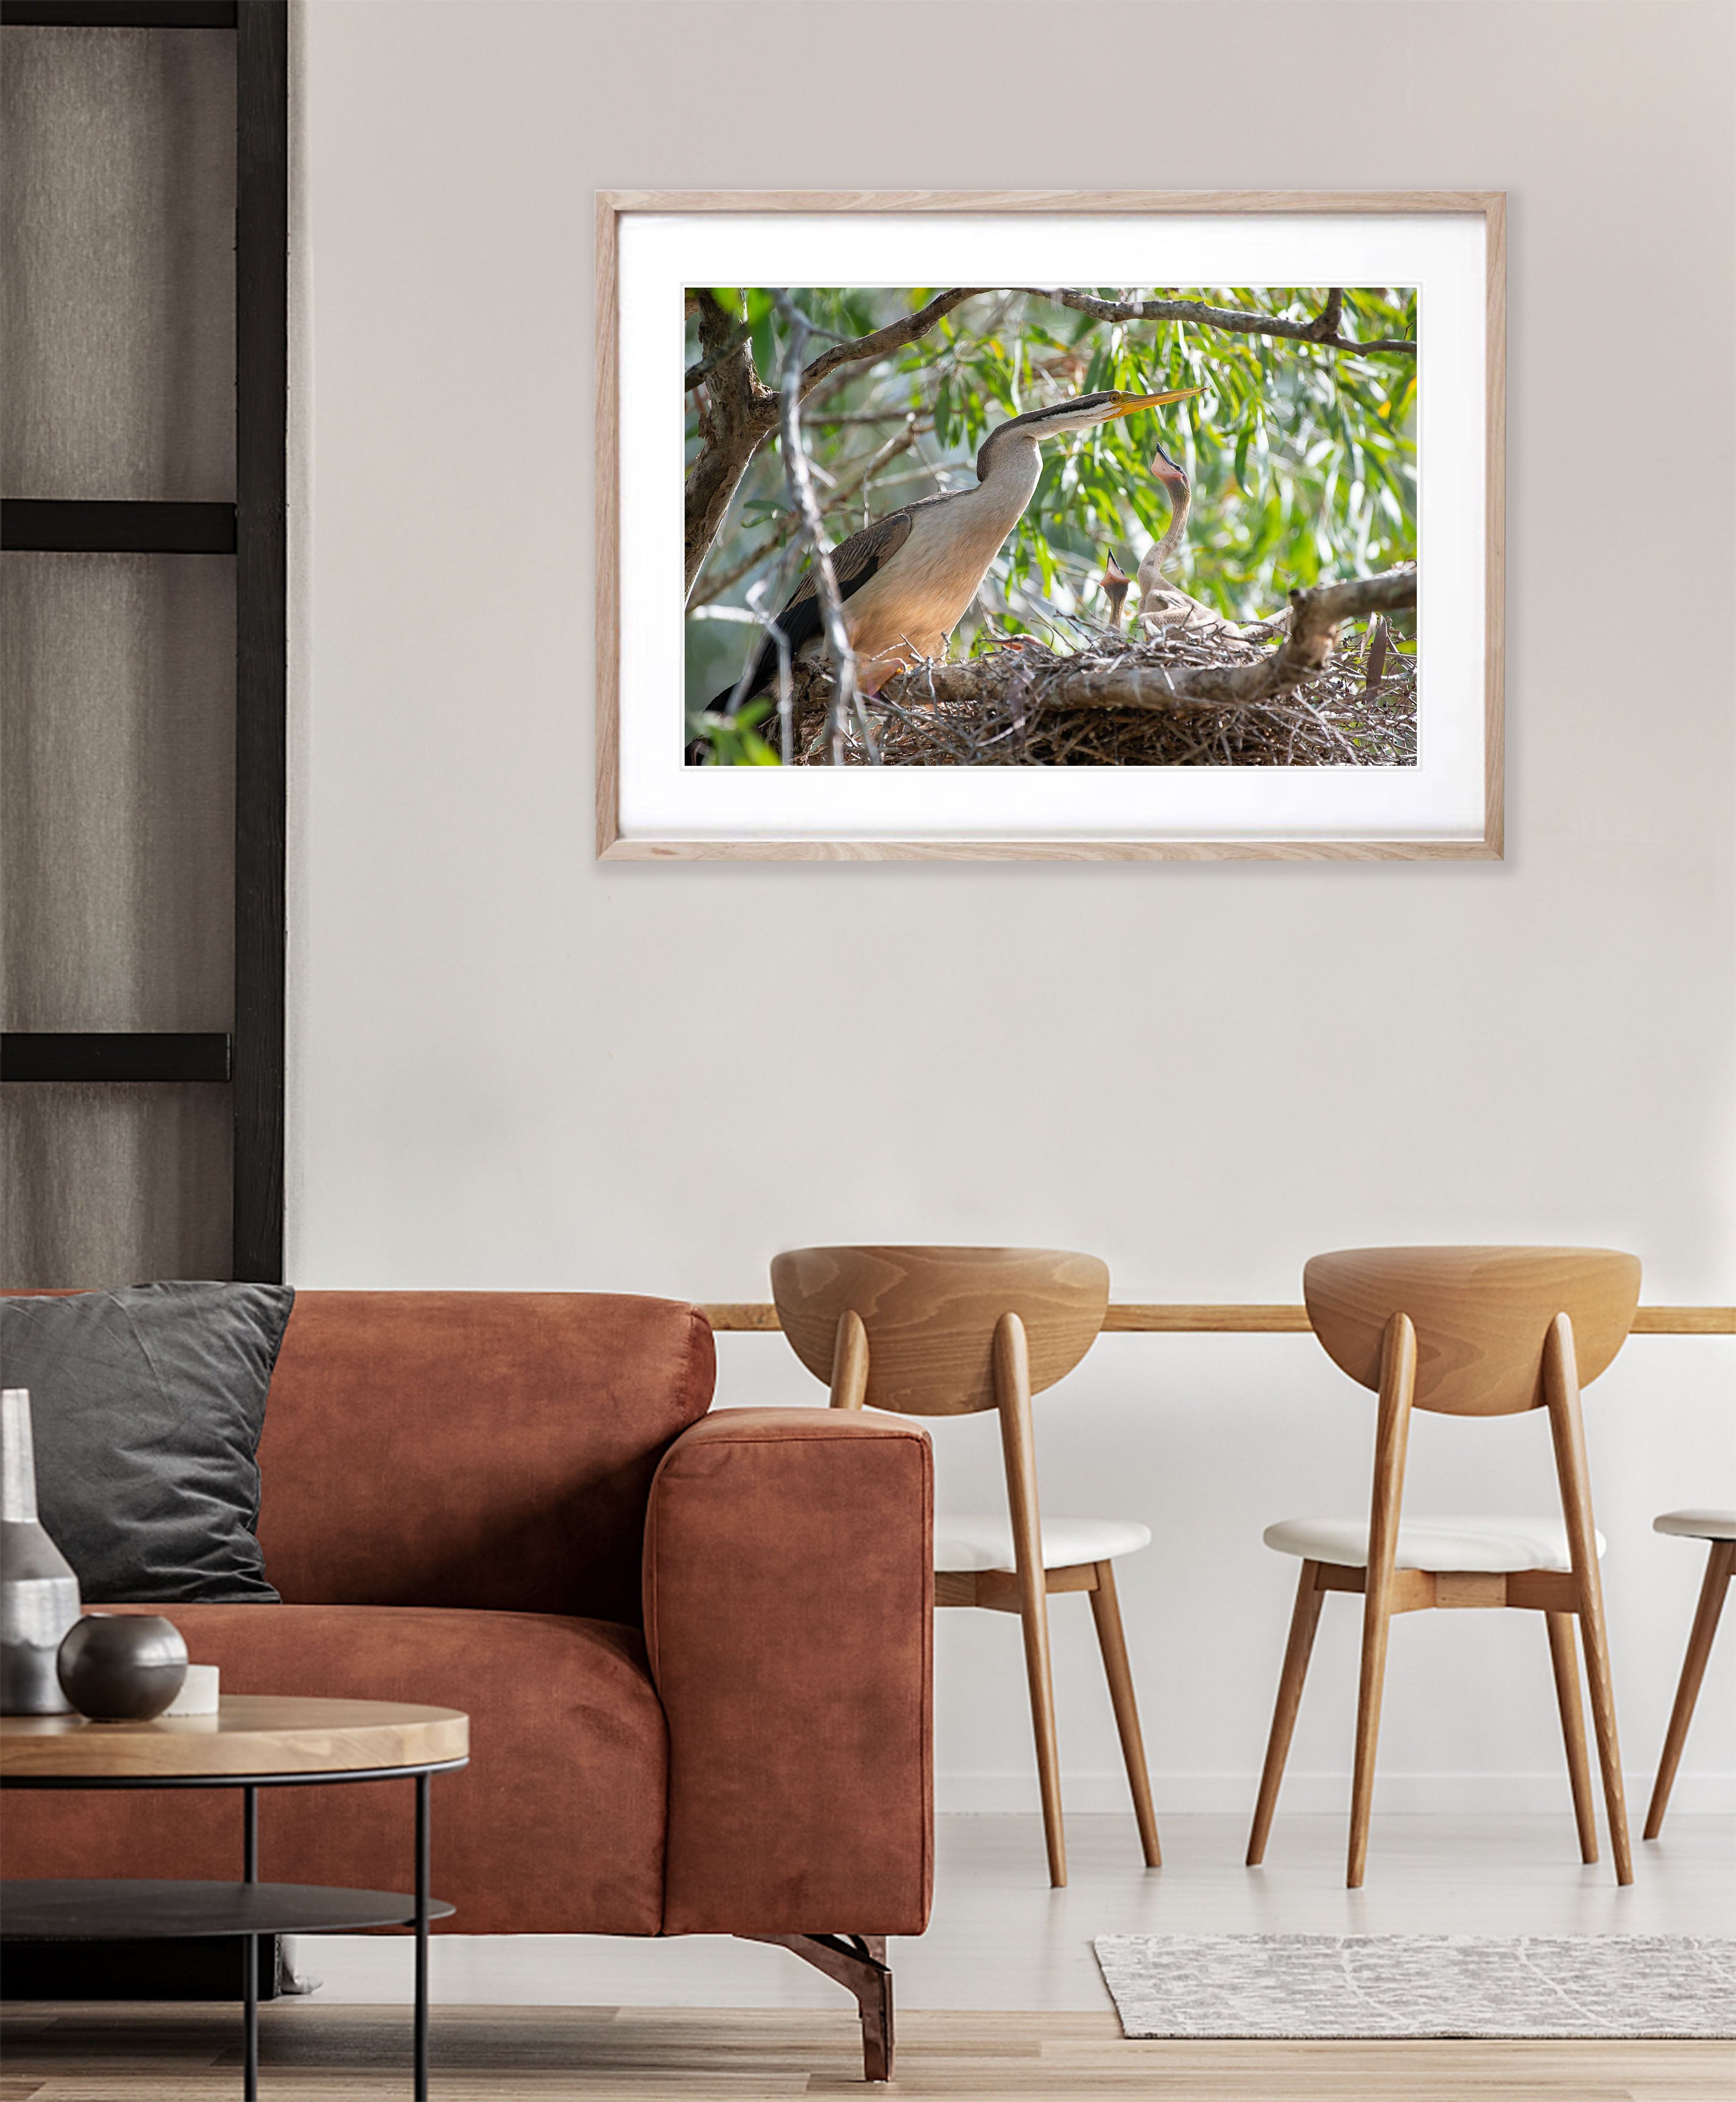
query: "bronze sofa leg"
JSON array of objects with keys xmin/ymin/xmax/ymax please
[{"xmin": 743, "ymin": 1933, "xmax": 894, "ymax": 2081}]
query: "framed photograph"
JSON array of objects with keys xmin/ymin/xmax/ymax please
[{"xmin": 596, "ymin": 190, "xmax": 1503, "ymax": 861}]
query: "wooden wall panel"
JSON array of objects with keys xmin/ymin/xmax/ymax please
[
  {"xmin": 1, "ymin": 552, "xmax": 235, "ymax": 1032},
  {"xmin": 1, "ymin": 1081, "xmax": 231, "ymax": 1285},
  {"xmin": 0, "ymin": 23, "xmax": 235, "ymax": 500}
]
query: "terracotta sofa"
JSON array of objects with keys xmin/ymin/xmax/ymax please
[{"xmin": 5, "ymin": 1291, "xmax": 934, "ymax": 2077}]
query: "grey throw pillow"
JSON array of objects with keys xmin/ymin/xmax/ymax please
[{"xmin": 0, "ymin": 1281, "xmax": 294, "ymax": 1603}]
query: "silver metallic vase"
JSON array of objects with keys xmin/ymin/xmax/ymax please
[{"xmin": 1, "ymin": 1387, "xmax": 82, "ymax": 1713}]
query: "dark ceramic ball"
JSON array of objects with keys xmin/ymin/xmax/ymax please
[{"xmin": 57, "ymin": 1613, "xmax": 188, "ymax": 1722}]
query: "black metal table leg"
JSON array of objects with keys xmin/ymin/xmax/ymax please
[
  {"xmin": 414, "ymin": 1772, "xmax": 431, "ymax": 2100},
  {"xmin": 242, "ymin": 1785, "xmax": 259, "ymax": 2102},
  {"xmin": 2, "ymin": 1752, "xmax": 462, "ymax": 2100}
]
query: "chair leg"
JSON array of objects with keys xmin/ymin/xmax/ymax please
[
  {"xmin": 995, "ymin": 1311, "xmax": 1067, "ymax": 1889},
  {"xmin": 1645, "ymin": 1538, "xmax": 1734, "ymax": 1841},
  {"xmin": 1576, "ymin": 1596, "xmax": 1633, "ymax": 1885},
  {"xmin": 1018, "ymin": 1583, "xmax": 1067, "ymax": 1888},
  {"xmin": 1247, "ymin": 1560, "xmax": 1325, "ymax": 1866},
  {"xmin": 1543, "ymin": 1315, "xmax": 1632, "ymax": 1886},
  {"xmin": 1088, "ymin": 1561, "xmax": 1161, "ymax": 1867},
  {"xmin": 1545, "ymin": 1609, "xmax": 1598, "ymax": 1864},
  {"xmin": 1347, "ymin": 1579, "xmax": 1394, "ymax": 1890},
  {"xmin": 1347, "ymin": 1313, "xmax": 1415, "ymax": 1891}
]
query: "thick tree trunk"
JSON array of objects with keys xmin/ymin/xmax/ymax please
[
  {"xmin": 684, "ymin": 292, "xmax": 779, "ymax": 599},
  {"xmin": 683, "ymin": 289, "xmax": 988, "ymax": 598}
]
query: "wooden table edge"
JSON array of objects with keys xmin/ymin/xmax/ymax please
[
  {"xmin": 0, "ymin": 1697, "xmax": 470, "ymax": 1781},
  {"xmin": 700, "ymin": 1302, "xmax": 1735, "ymax": 1336}
]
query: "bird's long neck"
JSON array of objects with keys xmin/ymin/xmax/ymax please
[
  {"xmin": 1146, "ymin": 476, "xmax": 1190, "ymax": 579},
  {"xmin": 969, "ymin": 428, "xmax": 1044, "ymax": 539}
]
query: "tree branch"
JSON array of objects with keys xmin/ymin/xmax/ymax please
[
  {"xmin": 685, "ymin": 319, "xmax": 753, "ymax": 392},
  {"xmin": 1026, "ymin": 287, "xmax": 1415, "ymax": 356},
  {"xmin": 1313, "ymin": 288, "xmax": 1345, "ymax": 339},
  {"xmin": 774, "ymin": 296, "xmax": 872, "ymax": 765},
  {"xmin": 795, "ymin": 289, "xmax": 991, "ymax": 397},
  {"xmin": 685, "ymin": 281, "xmax": 1410, "ymax": 603},
  {"xmin": 685, "ymin": 291, "xmax": 780, "ymax": 597},
  {"xmin": 688, "ymin": 417, "xmax": 931, "ymax": 607},
  {"xmin": 870, "ymin": 568, "xmax": 1417, "ymax": 717},
  {"xmin": 684, "ymin": 290, "xmax": 983, "ymax": 595}
]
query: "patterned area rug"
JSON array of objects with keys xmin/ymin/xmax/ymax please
[{"xmin": 1093, "ymin": 1934, "xmax": 1736, "ymax": 2038}]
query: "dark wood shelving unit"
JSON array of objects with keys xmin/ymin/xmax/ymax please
[
  {"xmin": 1, "ymin": 499, "xmax": 237, "ymax": 553},
  {"xmin": 232, "ymin": 0, "xmax": 288, "ymax": 1284},
  {"xmin": 1, "ymin": 1035, "xmax": 233, "ymax": 1085},
  {"xmin": 0, "ymin": 4, "xmax": 236, "ymax": 27},
  {"xmin": 1, "ymin": 0, "xmax": 286, "ymax": 1282}
]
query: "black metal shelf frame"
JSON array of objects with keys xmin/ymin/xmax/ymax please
[
  {"xmin": 1, "ymin": 1035, "xmax": 232, "ymax": 1084},
  {"xmin": 0, "ymin": 0, "xmax": 286, "ymax": 1283},
  {"xmin": 1, "ymin": 499, "xmax": 236, "ymax": 552},
  {"xmin": 0, "ymin": 5, "xmax": 236, "ymax": 26}
]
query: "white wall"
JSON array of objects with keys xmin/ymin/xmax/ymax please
[{"xmin": 290, "ymin": 0, "xmax": 1735, "ymax": 1814}]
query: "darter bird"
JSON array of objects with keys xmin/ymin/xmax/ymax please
[
  {"xmin": 1135, "ymin": 441, "xmax": 1285, "ymax": 643},
  {"xmin": 690, "ymin": 386, "xmax": 1200, "ymax": 762}
]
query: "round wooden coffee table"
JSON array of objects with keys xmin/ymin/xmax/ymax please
[{"xmin": 1, "ymin": 1694, "xmax": 469, "ymax": 2100}]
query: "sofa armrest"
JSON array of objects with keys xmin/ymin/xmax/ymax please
[{"xmin": 643, "ymin": 1406, "xmax": 933, "ymax": 1937}]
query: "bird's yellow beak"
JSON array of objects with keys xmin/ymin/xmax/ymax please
[{"xmin": 1109, "ymin": 385, "xmax": 1204, "ymax": 419}]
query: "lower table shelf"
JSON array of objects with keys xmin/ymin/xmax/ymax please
[
  {"xmin": 2, "ymin": 1879, "xmax": 455, "ymax": 1941},
  {"xmin": 0, "ymin": 1704, "xmax": 464, "ymax": 2098}
]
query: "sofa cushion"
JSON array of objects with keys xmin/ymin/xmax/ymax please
[
  {"xmin": 254, "ymin": 1293, "xmax": 714, "ymax": 1623},
  {"xmin": 0, "ymin": 1282, "xmax": 292, "ymax": 1602},
  {"xmin": 0, "ymin": 1603, "xmax": 670, "ymax": 1935}
]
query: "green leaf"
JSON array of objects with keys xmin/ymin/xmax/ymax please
[
  {"xmin": 934, "ymin": 376, "xmax": 953, "ymax": 447},
  {"xmin": 690, "ymin": 283, "xmax": 1416, "ymax": 681}
]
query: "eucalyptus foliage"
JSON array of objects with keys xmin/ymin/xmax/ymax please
[{"xmin": 684, "ymin": 286, "xmax": 1416, "ymax": 715}]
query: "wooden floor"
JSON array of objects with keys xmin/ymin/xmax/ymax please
[
  {"xmin": 295, "ymin": 1813, "xmax": 1736, "ymax": 2011},
  {"xmin": 2, "ymin": 2002, "xmax": 1732, "ymax": 2098},
  {"xmin": 9, "ymin": 1819, "xmax": 1733, "ymax": 2094}
]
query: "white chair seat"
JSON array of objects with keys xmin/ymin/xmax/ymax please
[
  {"xmin": 1262, "ymin": 1515, "xmax": 1605, "ymax": 1574},
  {"xmin": 934, "ymin": 1513, "xmax": 1152, "ymax": 1574},
  {"xmin": 1654, "ymin": 1508, "xmax": 1736, "ymax": 1542}
]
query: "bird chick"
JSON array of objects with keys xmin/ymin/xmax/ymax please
[{"xmin": 1136, "ymin": 443, "xmax": 1281, "ymax": 644}]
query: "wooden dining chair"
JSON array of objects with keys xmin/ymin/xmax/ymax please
[
  {"xmin": 770, "ymin": 1245, "xmax": 1159, "ymax": 1889},
  {"xmin": 1643, "ymin": 1509, "xmax": 1735, "ymax": 1839},
  {"xmin": 1246, "ymin": 1245, "xmax": 1642, "ymax": 1889}
]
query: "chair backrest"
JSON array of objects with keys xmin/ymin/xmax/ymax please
[
  {"xmin": 1304, "ymin": 1246, "xmax": 1641, "ymax": 1416},
  {"xmin": 770, "ymin": 1246, "xmax": 1109, "ymax": 1415}
]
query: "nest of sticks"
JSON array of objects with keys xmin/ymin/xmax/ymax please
[{"xmin": 779, "ymin": 610, "xmax": 1417, "ymax": 769}]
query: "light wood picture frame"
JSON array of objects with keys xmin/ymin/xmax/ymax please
[{"xmin": 596, "ymin": 190, "xmax": 1505, "ymax": 862}]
